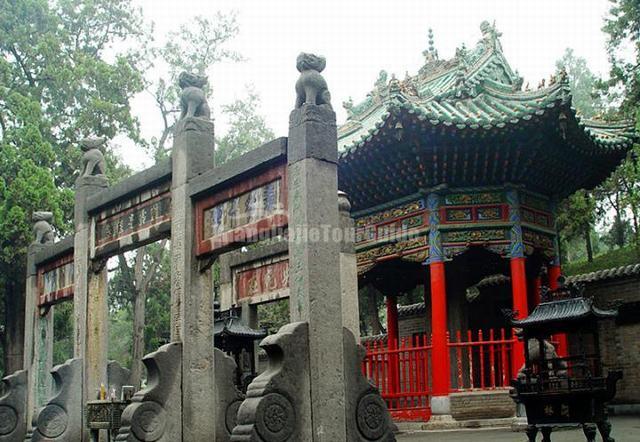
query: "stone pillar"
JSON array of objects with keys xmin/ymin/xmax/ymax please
[
  {"xmin": 241, "ymin": 301, "xmax": 260, "ymax": 375},
  {"xmin": 338, "ymin": 191, "xmax": 360, "ymax": 340},
  {"xmin": 426, "ymin": 192, "xmax": 452, "ymax": 417},
  {"xmin": 287, "ymin": 102, "xmax": 346, "ymax": 438},
  {"xmin": 74, "ymin": 172, "xmax": 108, "ymax": 439},
  {"xmin": 24, "ymin": 214, "xmax": 56, "ymax": 428},
  {"xmin": 170, "ymin": 115, "xmax": 215, "ymax": 440},
  {"xmin": 507, "ymin": 188, "xmax": 528, "ymax": 376}
]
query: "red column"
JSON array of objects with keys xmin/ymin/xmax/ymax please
[
  {"xmin": 430, "ymin": 261, "xmax": 450, "ymax": 397},
  {"xmin": 549, "ymin": 264, "xmax": 569, "ymax": 357},
  {"xmin": 386, "ymin": 295, "xmax": 399, "ymax": 396},
  {"xmin": 510, "ymin": 257, "xmax": 528, "ymax": 376},
  {"xmin": 532, "ymin": 275, "xmax": 542, "ymax": 307}
]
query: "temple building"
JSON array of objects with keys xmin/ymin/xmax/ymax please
[{"xmin": 337, "ymin": 22, "xmax": 637, "ymax": 422}]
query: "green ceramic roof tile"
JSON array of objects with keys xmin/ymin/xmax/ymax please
[{"xmin": 337, "ymin": 21, "xmax": 635, "ymax": 155}]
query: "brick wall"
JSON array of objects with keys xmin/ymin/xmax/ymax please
[{"xmin": 590, "ymin": 277, "xmax": 640, "ymax": 404}]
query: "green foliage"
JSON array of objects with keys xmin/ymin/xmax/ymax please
[
  {"xmin": 601, "ymin": 0, "xmax": 640, "ymax": 118},
  {"xmin": 556, "ymin": 48, "xmax": 604, "ymax": 118},
  {"xmin": 148, "ymin": 12, "xmax": 242, "ymax": 159},
  {"xmin": 52, "ymin": 300, "xmax": 73, "ymax": 366},
  {"xmin": 258, "ymin": 299, "xmax": 289, "ymax": 335},
  {"xmin": 215, "ymin": 88, "xmax": 275, "ymax": 165},
  {"xmin": 563, "ymin": 245, "xmax": 639, "ymax": 276},
  {"xmin": 108, "ymin": 306, "xmax": 132, "ymax": 368},
  {"xmin": 0, "ymin": 0, "xmax": 145, "ymax": 374}
]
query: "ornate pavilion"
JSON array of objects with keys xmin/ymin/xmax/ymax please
[{"xmin": 337, "ymin": 22, "xmax": 637, "ymax": 420}]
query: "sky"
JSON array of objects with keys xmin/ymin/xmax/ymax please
[{"xmin": 119, "ymin": 0, "xmax": 614, "ymax": 170}]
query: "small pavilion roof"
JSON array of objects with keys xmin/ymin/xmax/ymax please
[
  {"xmin": 510, "ymin": 296, "xmax": 616, "ymax": 332},
  {"xmin": 337, "ymin": 21, "xmax": 636, "ymax": 210},
  {"xmin": 213, "ymin": 315, "xmax": 267, "ymax": 341}
]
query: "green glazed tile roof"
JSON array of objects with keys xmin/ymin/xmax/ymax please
[
  {"xmin": 337, "ymin": 21, "xmax": 637, "ymax": 210},
  {"xmin": 338, "ymin": 21, "xmax": 635, "ymax": 153}
]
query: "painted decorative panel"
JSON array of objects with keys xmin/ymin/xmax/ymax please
[
  {"xmin": 235, "ymin": 259, "xmax": 289, "ymax": 304},
  {"xmin": 477, "ymin": 206, "xmax": 503, "ymax": 221},
  {"xmin": 521, "ymin": 207, "xmax": 552, "ymax": 229},
  {"xmin": 520, "ymin": 192, "xmax": 550, "ymax": 212},
  {"xmin": 355, "ymin": 199, "xmax": 425, "ymax": 229},
  {"xmin": 522, "ymin": 228, "xmax": 555, "ymax": 251},
  {"xmin": 196, "ymin": 163, "xmax": 288, "ymax": 256},
  {"xmin": 355, "ymin": 199, "xmax": 426, "ymax": 245},
  {"xmin": 444, "ymin": 192, "xmax": 502, "ymax": 206},
  {"xmin": 38, "ymin": 254, "xmax": 74, "ymax": 307},
  {"xmin": 93, "ymin": 181, "xmax": 171, "ymax": 258},
  {"xmin": 445, "ymin": 208, "xmax": 472, "ymax": 222},
  {"xmin": 442, "ymin": 229, "xmax": 508, "ymax": 243},
  {"xmin": 356, "ymin": 236, "xmax": 428, "ymax": 264}
]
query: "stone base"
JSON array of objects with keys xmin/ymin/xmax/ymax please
[
  {"xmin": 420, "ymin": 414, "xmax": 457, "ymax": 430},
  {"xmin": 0, "ymin": 370, "xmax": 27, "ymax": 442},
  {"xmin": 511, "ymin": 416, "xmax": 529, "ymax": 432},
  {"xmin": 430, "ymin": 396, "xmax": 451, "ymax": 415},
  {"xmin": 396, "ymin": 417, "xmax": 515, "ymax": 432},
  {"xmin": 231, "ymin": 323, "xmax": 396, "ymax": 441},
  {"xmin": 450, "ymin": 390, "xmax": 516, "ymax": 421}
]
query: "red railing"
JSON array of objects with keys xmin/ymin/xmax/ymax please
[
  {"xmin": 362, "ymin": 336, "xmax": 432, "ymax": 421},
  {"xmin": 362, "ymin": 328, "xmax": 517, "ymax": 421},
  {"xmin": 449, "ymin": 328, "xmax": 516, "ymax": 391}
]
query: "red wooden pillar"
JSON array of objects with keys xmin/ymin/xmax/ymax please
[
  {"xmin": 430, "ymin": 261, "xmax": 450, "ymax": 398},
  {"xmin": 532, "ymin": 275, "xmax": 542, "ymax": 307},
  {"xmin": 510, "ymin": 257, "xmax": 528, "ymax": 376},
  {"xmin": 386, "ymin": 294, "xmax": 399, "ymax": 396},
  {"xmin": 549, "ymin": 263, "xmax": 569, "ymax": 356}
]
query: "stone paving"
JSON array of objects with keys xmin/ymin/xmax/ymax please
[{"xmin": 397, "ymin": 416, "xmax": 640, "ymax": 441}]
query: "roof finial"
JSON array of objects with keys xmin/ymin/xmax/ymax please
[
  {"xmin": 479, "ymin": 20, "xmax": 503, "ymax": 51},
  {"xmin": 423, "ymin": 27, "xmax": 438, "ymax": 62}
]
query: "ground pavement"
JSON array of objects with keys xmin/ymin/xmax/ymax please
[{"xmin": 396, "ymin": 416, "xmax": 640, "ymax": 441}]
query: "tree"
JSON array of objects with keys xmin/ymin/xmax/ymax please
[
  {"xmin": 557, "ymin": 190, "xmax": 598, "ymax": 262},
  {"xmin": 0, "ymin": 0, "xmax": 146, "ymax": 376},
  {"xmin": 147, "ymin": 12, "xmax": 242, "ymax": 160},
  {"xmin": 215, "ymin": 88, "xmax": 275, "ymax": 164},
  {"xmin": 601, "ymin": 0, "xmax": 640, "ymax": 118},
  {"xmin": 556, "ymin": 48, "xmax": 605, "ymax": 118},
  {"xmin": 110, "ymin": 241, "xmax": 167, "ymax": 387}
]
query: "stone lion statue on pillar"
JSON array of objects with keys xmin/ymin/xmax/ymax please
[
  {"xmin": 295, "ymin": 53, "xmax": 332, "ymax": 110},
  {"xmin": 178, "ymin": 72, "xmax": 211, "ymax": 120},
  {"xmin": 79, "ymin": 137, "xmax": 107, "ymax": 178}
]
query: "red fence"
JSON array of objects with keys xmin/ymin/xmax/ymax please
[
  {"xmin": 362, "ymin": 329, "xmax": 517, "ymax": 421},
  {"xmin": 449, "ymin": 329, "xmax": 516, "ymax": 391},
  {"xmin": 362, "ymin": 336, "xmax": 432, "ymax": 421}
]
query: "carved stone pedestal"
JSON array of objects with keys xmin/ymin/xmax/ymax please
[
  {"xmin": 0, "ymin": 370, "xmax": 27, "ymax": 442},
  {"xmin": 231, "ymin": 322, "xmax": 395, "ymax": 441},
  {"xmin": 115, "ymin": 343, "xmax": 182, "ymax": 442},
  {"xmin": 30, "ymin": 358, "xmax": 83, "ymax": 442}
]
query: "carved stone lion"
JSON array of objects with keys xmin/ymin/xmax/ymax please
[
  {"xmin": 178, "ymin": 72, "xmax": 211, "ymax": 120},
  {"xmin": 295, "ymin": 53, "xmax": 332, "ymax": 110},
  {"xmin": 32, "ymin": 211, "xmax": 54, "ymax": 245},
  {"xmin": 79, "ymin": 137, "xmax": 107, "ymax": 177}
]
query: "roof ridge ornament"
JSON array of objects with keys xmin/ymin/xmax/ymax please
[
  {"xmin": 479, "ymin": 20, "xmax": 503, "ymax": 52},
  {"xmin": 423, "ymin": 28, "xmax": 439, "ymax": 63}
]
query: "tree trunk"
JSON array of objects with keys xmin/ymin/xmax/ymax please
[
  {"xmin": 584, "ymin": 226, "xmax": 593, "ymax": 262},
  {"xmin": 3, "ymin": 270, "xmax": 26, "ymax": 375},
  {"xmin": 130, "ymin": 249, "xmax": 146, "ymax": 389}
]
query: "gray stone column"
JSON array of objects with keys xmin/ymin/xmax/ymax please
[
  {"xmin": 287, "ymin": 102, "xmax": 347, "ymax": 440},
  {"xmin": 170, "ymin": 116, "xmax": 215, "ymax": 440},
  {"xmin": 339, "ymin": 191, "xmax": 360, "ymax": 341},
  {"xmin": 74, "ymin": 174, "xmax": 108, "ymax": 437}
]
